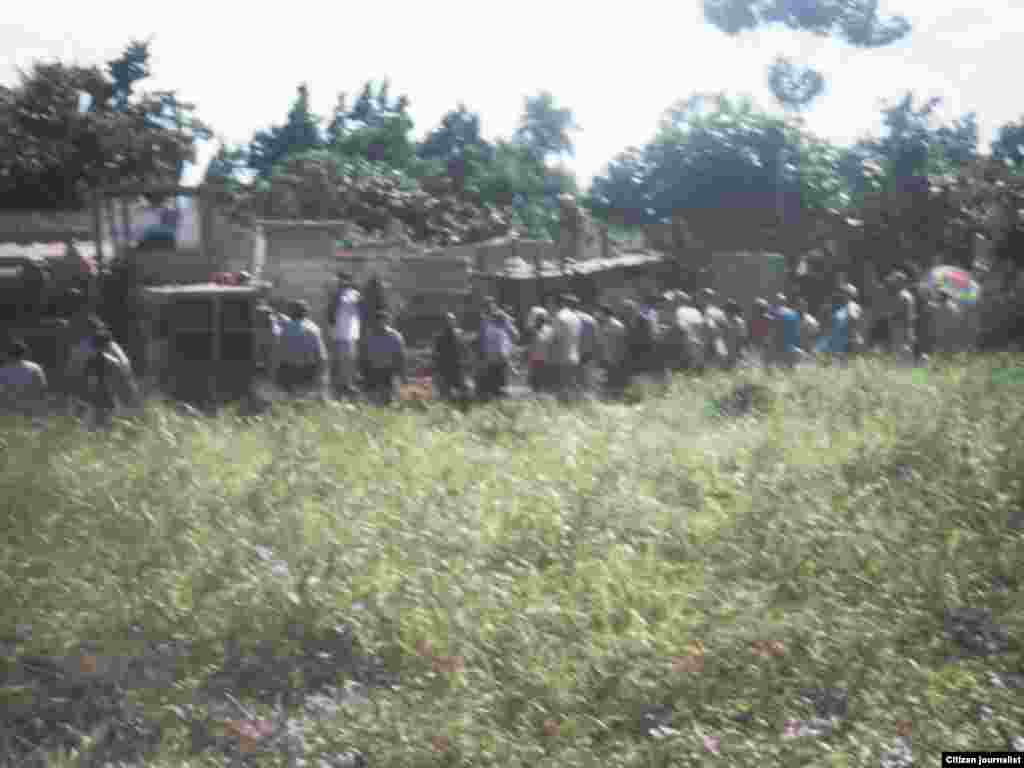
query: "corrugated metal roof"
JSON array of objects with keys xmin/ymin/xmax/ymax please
[
  {"xmin": 494, "ymin": 250, "xmax": 665, "ymax": 280},
  {"xmin": 141, "ymin": 281, "xmax": 271, "ymax": 297}
]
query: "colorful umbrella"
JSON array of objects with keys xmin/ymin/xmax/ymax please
[{"xmin": 923, "ymin": 266, "xmax": 980, "ymax": 305}]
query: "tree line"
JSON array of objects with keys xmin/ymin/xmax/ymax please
[{"xmin": 1, "ymin": 0, "xmax": 1023, "ymax": 280}]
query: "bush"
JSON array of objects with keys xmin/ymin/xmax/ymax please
[{"xmin": 2, "ymin": 355, "xmax": 1024, "ymax": 766}]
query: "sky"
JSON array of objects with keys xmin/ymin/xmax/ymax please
[{"xmin": 2, "ymin": 1, "xmax": 1022, "ymax": 190}]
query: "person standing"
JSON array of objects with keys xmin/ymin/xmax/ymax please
[
  {"xmin": 674, "ymin": 292, "xmax": 706, "ymax": 372},
  {"xmin": 574, "ymin": 297, "xmax": 599, "ymax": 396},
  {"xmin": 364, "ymin": 310, "xmax": 408, "ymax": 405},
  {"xmin": 797, "ymin": 298, "xmax": 820, "ymax": 361},
  {"xmin": 277, "ymin": 300, "xmax": 328, "ymax": 399},
  {"xmin": 774, "ymin": 294, "xmax": 801, "ymax": 369},
  {"xmin": 723, "ymin": 299, "xmax": 748, "ymax": 369},
  {"xmin": 598, "ymin": 304, "xmax": 628, "ymax": 397},
  {"xmin": 551, "ymin": 293, "xmax": 583, "ymax": 402},
  {"xmin": 749, "ymin": 298, "xmax": 774, "ymax": 367},
  {"xmin": 841, "ymin": 283, "xmax": 865, "ymax": 360},
  {"xmin": 476, "ymin": 297, "xmax": 520, "ymax": 402},
  {"xmin": 328, "ymin": 272, "xmax": 362, "ymax": 398},
  {"xmin": 527, "ymin": 311, "xmax": 554, "ymax": 394},
  {"xmin": 886, "ymin": 271, "xmax": 917, "ymax": 366},
  {"xmin": 0, "ymin": 338, "xmax": 48, "ymax": 418},
  {"xmin": 696, "ymin": 289, "xmax": 729, "ymax": 370},
  {"xmin": 432, "ymin": 312, "xmax": 468, "ymax": 403}
]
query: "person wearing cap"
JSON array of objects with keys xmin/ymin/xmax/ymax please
[
  {"xmin": 551, "ymin": 293, "xmax": 583, "ymax": 402},
  {"xmin": 277, "ymin": 300, "xmax": 328, "ymax": 398},
  {"xmin": 327, "ymin": 271, "xmax": 363, "ymax": 398},
  {"xmin": 886, "ymin": 271, "xmax": 917, "ymax": 365},
  {"xmin": 476, "ymin": 296, "xmax": 520, "ymax": 402},
  {"xmin": 433, "ymin": 312, "xmax": 468, "ymax": 403},
  {"xmin": 364, "ymin": 310, "xmax": 407, "ymax": 405},
  {"xmin": 0, "ymin": 338, "xmax": 48, "ymax": 417}
]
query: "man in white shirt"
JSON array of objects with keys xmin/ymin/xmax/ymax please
[
  {"xmin": 551, "ymin": 293, "xmax": 582, "ymax": 402},
  {"xmin": 328, "ymin": 272, "xmax": 362, "ymax": 398},
  {"xmin": 697, "ymin": 288, "xmax": 729, "ymax": 370},
  {"xmin": 675, "ymin": 292, "xmax": 706, "ymax": 372}
]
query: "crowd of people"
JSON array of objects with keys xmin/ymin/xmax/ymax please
[{"xmin": 0, "ymin": 267, "xmax": 981, "ymax": 422}]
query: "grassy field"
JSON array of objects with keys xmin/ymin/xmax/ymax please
[{"xmin": 2, "ymin": 354, "xmax": 1024, "ymax": 767}]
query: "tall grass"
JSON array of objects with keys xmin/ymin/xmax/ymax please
[{"xmin": 2, "ymin": 354, "xmax": 1023, "ymax": 766}]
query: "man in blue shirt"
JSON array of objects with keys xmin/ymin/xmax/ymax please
[
  {"xmin": 774, "ymin": 294, "xmax": 802, "ymax": 369},
  {"xmin": 364, "ymin": 310, "xmax": 408, "ymax": 405},
  {"xmin": 476, "ymin": 296, "xmax": 519, "ymax": 402},
  {"xmin": 276, "ymin": 300, "xmax": 328, "ymax": 399}
]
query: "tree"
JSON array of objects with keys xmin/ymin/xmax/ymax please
[
  {"xmin": 992, "ymin": 118, "xmax": 1024, "ymax": 171},
  {"xmin": 0, "ymin": 41, "xmax": 208, "ymax": 210},
  {"xmin": 841, "ymin": 93, "xmax": 983, "ymax": 275},
  {"xmin": 703, "ymin": 0, "xmax": 911, "ymax": 110},
  {"xmin": 248, "ymin": 83, "xmax": 323, "ymax": 179},
  {"xmin": 514, "ymin": 91, "xmax": 579, "ymax": 164},
  {"xmin": 327, "ymin": 80, "xmax": 415, "ymax": 169}
]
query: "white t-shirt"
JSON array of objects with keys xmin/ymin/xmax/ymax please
[
  {"xmin": 675, "ymin": 306, "xmax": 705, "ymax": 345},
  {"xmin": 551, "ymin": 307, "xmax": 582, "ymax": 365},
  {"xmin": 333, "ymin": 288, "xmax": 361, "ymax": 343}
]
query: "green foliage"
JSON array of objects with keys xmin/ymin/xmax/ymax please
[
  {"xmin": 0, "ymin": 40, "xmax": 208, "ymax": 210},
  {"xmin": 703, "ymin": 0, "xmax": 912, "ymax": 46},
  {"xmin": 767, "ymin": 56, "xmax": 825, "ymax": 113},
  {"xmin": 703, "ymin": 0, "xmax": 911, "ymax": 110},
  {"xmin": 514, "ymin": 90, "xmax": 580, "ymax": 164},
  {"xmin": 3, "ymin": 355, "xmax": 1024, "ymax": 766},
  {"xmin": 992, "ymin": 118, "xmax": 1024, "ymax": 171},
  {"xmin": 590, "ymin": 93, "xmax": 845, "ymax": 230}
]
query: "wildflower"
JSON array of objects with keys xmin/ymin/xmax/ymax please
[
  {"xmin": 703, "ymin": 734, "xmax": 721, "ymax": 755},
  {"xmin": 751, "ymin": 639, "xmax": 786, "ymax": 658},
  {"xmin": 671, "ymin": 654, "xmax": 705, "ymax": 673},
  {"xmin": 432, "ymin": 655, "xmax": 465, "ymax": 674},
  {"xmin": 225, "ymin": 719, "xmax": 276, "ymax": 754},
  {"xmin": 415, "ymin": 638, "xmax": 433, "ymax": 657}
]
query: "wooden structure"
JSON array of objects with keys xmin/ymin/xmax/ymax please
[{"xmin": 140, "ymin": 281, "xmax": 271, "ymax": 406}]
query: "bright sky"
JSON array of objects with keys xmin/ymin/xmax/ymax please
[{"xmin": 2, "ymin": 1, "xmax": 1022, "ymax": 190}]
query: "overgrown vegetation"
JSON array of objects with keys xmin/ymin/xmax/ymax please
[{"xmin": 3, "ymin": 355, "xmax": 1024, "ymax": 766}]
